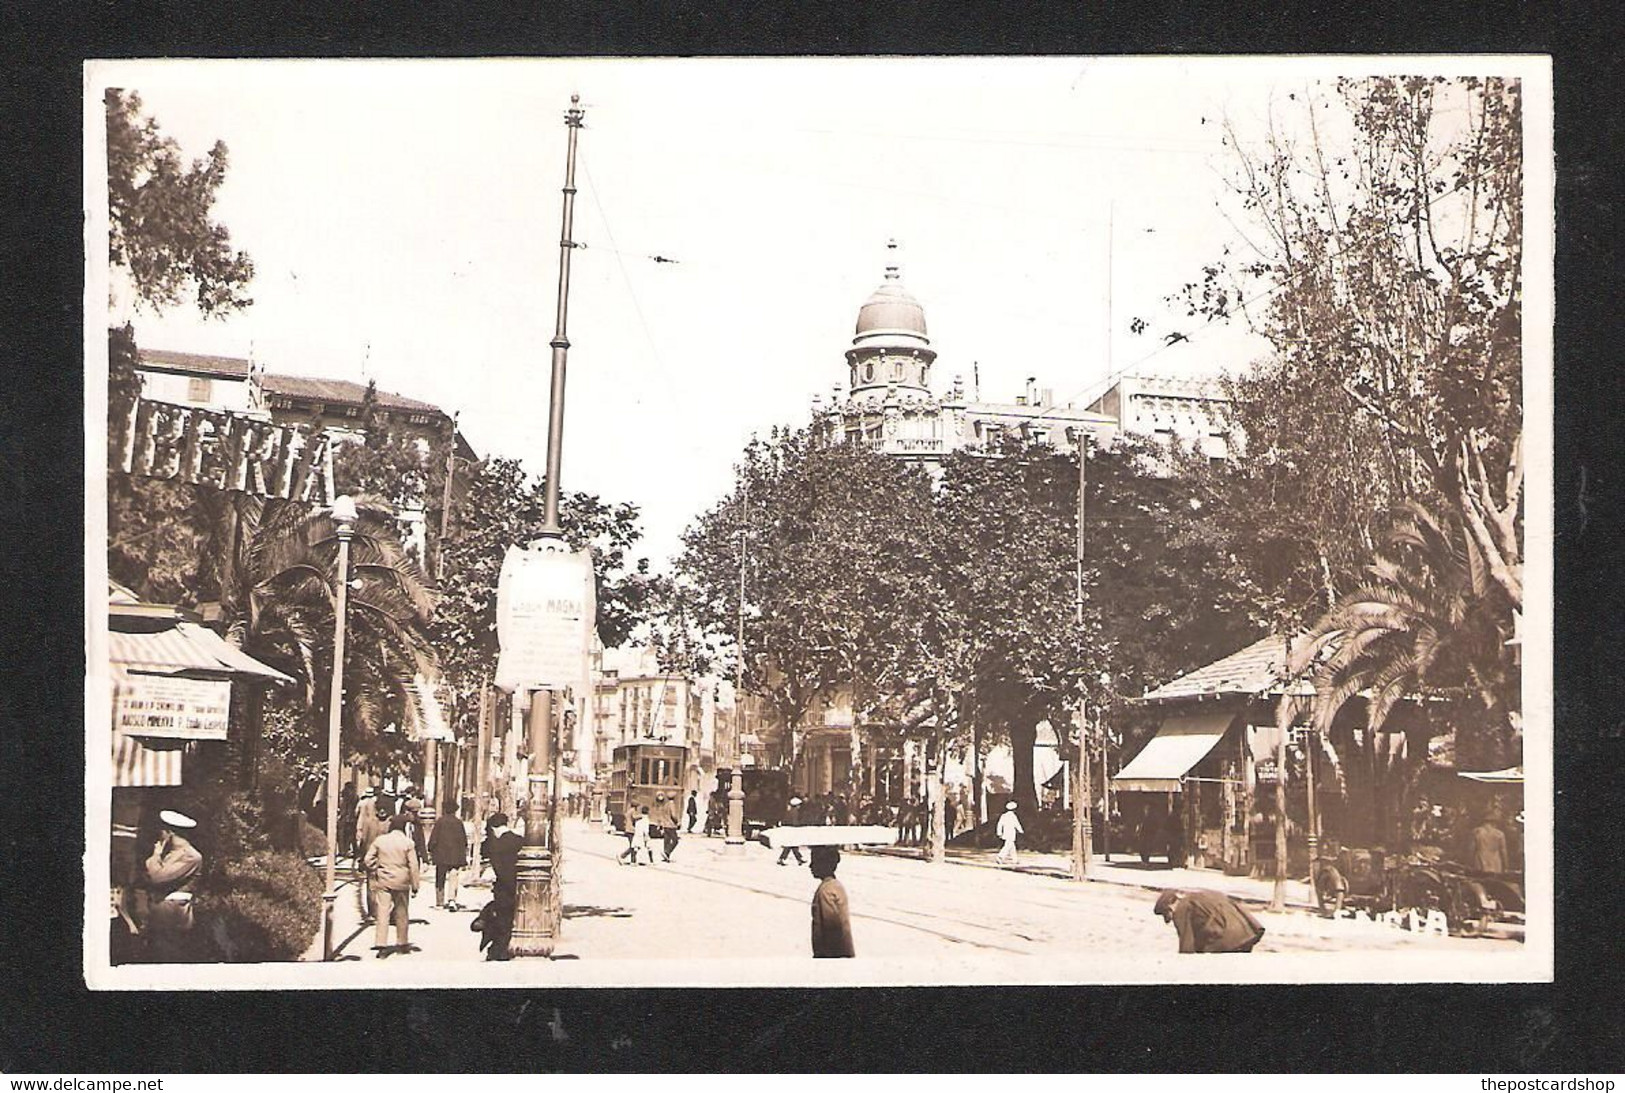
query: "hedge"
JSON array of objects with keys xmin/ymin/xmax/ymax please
[{"xmin": 198, "ymin": 849, "xmax": 323, "ymax": 963}]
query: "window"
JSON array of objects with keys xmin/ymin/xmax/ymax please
[
  {"xmin": 864, "ymin": 363, "xmax": 874, "ymax": 382},
  {"xmin": 187, "ymin": 376, "xmax": 212, "ymax": 402}
]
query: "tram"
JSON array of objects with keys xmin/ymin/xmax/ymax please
[{"xmin": 606, "ymin": 741, "xmax": 688, "ymax": 833}]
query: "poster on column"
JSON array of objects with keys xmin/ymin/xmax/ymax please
[{"xmin": 493, "ymin": 540, "xmax": 597, "ymax": 693}]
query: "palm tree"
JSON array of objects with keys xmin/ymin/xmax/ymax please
[
  {"xmin": 1285, "ymin": 496, "xmax": 1519, "ymax": 775},
  {"xmin": 201, "ymin": 492, "xmax": 439, "ymax": 788}
]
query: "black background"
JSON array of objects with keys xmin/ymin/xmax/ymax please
[{"xmin": 2, "ymin": 0, "xmax": 1621, "ymax": 1074}]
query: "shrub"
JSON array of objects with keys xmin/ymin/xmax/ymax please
[
  {"xmin": 298, "ymin": 821, "xmax": 329, "ymax": 859},
  {"xmin": 198, "ymin": 849, "xmax": 323, "ymax": 963}
]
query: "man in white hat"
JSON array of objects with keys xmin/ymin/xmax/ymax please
[
  {"xmin": 144, "ymin": 809, "xmax": 203, "ymax": 961},
  {"xmin": 995, "ymin": 801, "xmax": 1024, "ymax": 865},
  {"xmin": 777, "ymin": 797, "xmax": 806, "ymax": 866}
]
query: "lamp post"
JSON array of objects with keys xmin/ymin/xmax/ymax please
[
  {"xmin": 726, "ymin": 485, "xmax": 748, "ymax": 853},
  {"xmin": 509, "ymin": 94, "xmax": 584, "ymax": 958},
  {"xmin": 321, "ymin": 494, "xmax": 358, "ymax": 962},
  {"xmin": 1071, "ymin": 430, "xmax": 1092, "ymax": 881}
]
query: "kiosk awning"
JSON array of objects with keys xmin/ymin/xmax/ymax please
[
  {"xmin": 1112, "ymin": 712, "xmax": 1234, "ymax": 793},
  {"xmin": 110, "ymin": 622, "xmax": 293, "ymax": 683}
]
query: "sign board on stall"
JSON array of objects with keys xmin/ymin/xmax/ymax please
[
  {"xmin": 1255, "ymin": 758, "xmax": 1280, "ymax": 785},
  {"xmin": 494, "ymin": 540, "xmax": 596, "ymax": 692},
  {"xmin": 114, "ymin": 674, "xmax": 232, "ymax": 741}
]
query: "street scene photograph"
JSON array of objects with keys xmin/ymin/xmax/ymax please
[{"xmin": 83, "ymin": 56, "xmax": 1550, "ymax": 987}]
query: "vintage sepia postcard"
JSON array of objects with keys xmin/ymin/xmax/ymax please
[{"xmin": 83, "ymin": 55, "xmax": 1553, "ymax": 988}]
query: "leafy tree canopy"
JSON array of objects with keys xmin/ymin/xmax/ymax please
[{"xmin": 106, "ymin": 89, "xmax": 254, "ymax": 318}]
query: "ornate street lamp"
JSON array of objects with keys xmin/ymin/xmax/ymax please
[{"xmin": 321, "ymin": 494, "xmax": 358, "ymax": 962}]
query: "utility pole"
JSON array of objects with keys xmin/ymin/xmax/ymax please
[
  {"xmin": 1072, "ymin": 431, "xmax": 1092, "ymax": 881},
  {"xmin": 1270, "ymin": 631, "xmax": 1291, "ymax": 912},
  {"xmin": 1106, "ymin": 201, "xmax": 1115, "ymax": 378},
  {"xmin": 1305, "ymin": 724, "xmax": 1320, "ymax": 904},
  {"xmin": 469, "ymin": 677, "xmax": 493, "ymax": 886},
  {"xmin": 436, "ymin": 412, "xmax": 458, "ymax": 582},
  {"xmin": 727, "ymin": 484, "xmax": 748, "ymax": 853},
  {"xmin": 929, "ymin": 691, "xmax": 946, "ymax": 865},
  {"xmin": 511, "ymin": 94, "xmax": 584, "ymax": 958}
]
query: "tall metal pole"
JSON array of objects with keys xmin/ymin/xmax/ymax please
[
  {"xmin": 1305, "ymin": 725, "xmax": 1320, "ymax": 904},
  {"xmin": 512, "ymin": 94, "xmax": 584, "ymax": 958},
  {"xmin": 726, "ymin": 485, "xmax": 748, "ymax": 853},
  {"xmin": 321, "ymin": 497, "xmax": 356, "ymax": 961},
  {"xmin": 1072, "ymin": 433, "xmax": 1092, "ymax": 881},
  {"xmin": 469, "ymin": 678, "xmax": 492, "ymax": 884},
  {"xmin": 1271, "ymin": 632, "xmax": 1292, "ymax": 911},
  {"xmin": 436, "ymin": 413, "xmax": 457, "ymax": 581},
  {"xmin": 540, "ymin": 95, "xmax": 584, "ymax": 535},
  {"xmin": 1098, "ymin": 697, "xmax": 1111, "ymax": 862}
]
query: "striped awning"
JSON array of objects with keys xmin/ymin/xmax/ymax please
[
  {"xmin": 109, "ymin": 622, "xmax": 293, "ymax": 683},
  {"xmin": 407, "ymin": 674, "xmax": 456, "ymax": 742},
  {"xmin": 1112, "ymin": 712, "xmax": 1234, "ymax": 793},
  {"xmin": 112, "ymin": 730, "xmax": 185, "ymax": 787}
]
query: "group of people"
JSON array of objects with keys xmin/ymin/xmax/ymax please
[
  {"xmin": 347, "ymin": 785, "xmax": 537, "ymax": 960},
  {"xmin": 616, "ymin": 790, "xmax": 699, "ymax": 865}
]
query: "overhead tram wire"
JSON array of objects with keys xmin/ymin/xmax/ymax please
[
  {"xmin": 574, "ymin": 110, "xmax": 1505, "ymax": 434},
  {"xmin": 579, "ymin": 158, "xmax": 684, "ymax": 408},
  {"xmin": 1018, "ymin": 154, "xmax": 1517, "ymax": 432}
]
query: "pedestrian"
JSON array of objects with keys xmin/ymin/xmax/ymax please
[
  {"xmin": 428, "ymin": 799, "xmax": 469, "ymax": 911},
  {"xmin": 480, "ymin": 812, "xmax": 522, "ymax": 960},
  {"xmin": 143, "ymin": 809, "xmax": 203, "ymax": 962},
  {"xmin": 657, "ymin": 792, "xmax": 682, "ymax": 861},
  {"xmin": 353, "ymin": 796, "xmax": 386, "ymax": 923},
  {"xmin": 995, "ymin": 801, "xmax": 1023, "ymax": 865},
  {"xmin": 808, "ymin": 845, "xmax": 855, "ymax": 958},
  {"xmin": 400, "ymin": 789, "xmax": 427, "ymax": 863},
  {"xmin": 338, "ymin": 782, "xmax": 357, "ymax": 857},
  {"xmin": 778, "ymin": 797, "xmax": 806, "ymax": 866},
  {"xmin": 1153, "ymin": 888, "xmax": 1266, "ymax": 953},
  {"xmin": 351, "ymin": 788, "xmax": 376, "ymax": 857},
  {"xmin": 363, "ymin": 813, "xmax": 421, "ymax": 956},
  {"xmin": 686, "ymin": 789, "xmax": 700, "ymax": 834},
  {"xmin": 1469, "ymin": 809, "xmax": 1508, "ymax": 874},
  {"xmin": 632, "ymin": 806, "xmax": 655, "ymax": 865},
  {"xmin": 944, "ymin": 795, "xmax": 958, "ymax": 842}
]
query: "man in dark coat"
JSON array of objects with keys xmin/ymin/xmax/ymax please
[
  {"xmin": 808, "ymin": 845, "xmax": 855, "ymax": 958},
  {"xmin": 427, "ymin": 799, "xmax": 470, "ymax": 911},
  {"xmin": 1154, "ymin": 889, "xmax": 1266, "ymax": 953},
  {"xmin": 480, "ymin": 812, "xmax": 522, "ymax": 961},
  {"xmin": 686, "ymin": 790, "xmax": 700, "ymax": 834}
]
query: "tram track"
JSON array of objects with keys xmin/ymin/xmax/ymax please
[{"xmin": 567, "ymin": 832, "xmax": 1036, "ymax": 955}]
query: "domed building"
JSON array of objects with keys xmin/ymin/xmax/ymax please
[
  {"xmin": 818, "ymin": 242, "xmax": 1118, "ymax": 475},
  {"xmin": 787, "ymin": 243, "xmax": 1235, "ymax": 808}
]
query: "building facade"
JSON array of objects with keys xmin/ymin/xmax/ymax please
[
  {"xmin": 589, "ymin": 645, "xmax": 712, "ymax": 797},
  {"xmin": 775, "ymin": 246, "xmax": 1237, "ymax": 806},
  {"xmin": 134, "ymin": 348, "xmax": 476, "ymax": 563},
  {"xmin": 817, "ymin": 243, "xmax": 1119, "ymax": 471}
]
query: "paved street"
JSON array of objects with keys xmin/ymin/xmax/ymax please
[{"xmin": 318, "ymin": 818, "xmax": 1514, "ymax": 968}]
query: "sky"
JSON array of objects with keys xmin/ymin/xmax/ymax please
[{"xmin": 88, "ymin": 56, "xmax": 1488, "ymax": 568}]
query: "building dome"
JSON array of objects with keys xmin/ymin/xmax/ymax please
[
  {"xmin": 844, "ymin": 241, "xmax": 936, "ymax": 399},
  {"xmin": 856, "ymin": 277, "xmax": 928, "ymax": 339}
]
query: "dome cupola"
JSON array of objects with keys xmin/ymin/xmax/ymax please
[{"xmin": 845, "ymin": 240, "xmax": 936, "ymax": 400}]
